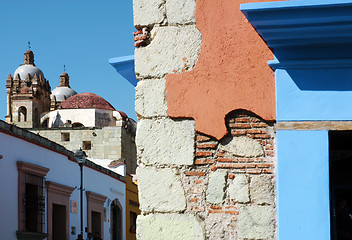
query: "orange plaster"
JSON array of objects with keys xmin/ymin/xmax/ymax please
[{"xmin": 166, "ymin": 0, "xmax": 277, "ymax": 140}]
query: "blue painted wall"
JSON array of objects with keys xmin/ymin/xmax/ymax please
[
  {"xmin": 276, "ymin": 67, "xmax": 352, "ymax": 121},
  {"xmin": 277, "ymin": 130, "xmax": 330, "ymax": 239}
]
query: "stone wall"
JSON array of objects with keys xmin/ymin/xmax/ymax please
[
  {"xmin": 133, "ymin": 0, "xmax": 277, "ymax": 239},
  {"xmin": 32, "ymin": 126, "xmax": 137, "ymax": 174}
]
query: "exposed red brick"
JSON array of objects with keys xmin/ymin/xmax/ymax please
[
  {"xmin": 195, "ymin": 159, "xmax": 215, "ymax": 165},
  {"xmin": 228, "ymin": 173, "xmax": 235, "ymax": 179},
  {"xmin": 251, "ymin": 122, "xmax": 268, "ymax": 128},
  {"xmin": 225, "ymin": 206, "xmax": 237, "ymax": 210},
  {"xmin": 196, "ymin": 135, "xmax": 211, "ymax": 142},
  {"xmin": 195, "ymin": 180, "xmax": 203, "ymax": 184},
  {"xmin": 237, "ymin": 158, "xmax": 254, "ymax": 163},
  {"xmin": 208, "ymin": 209, "xmax": 224, "ymax": 214},
  {"xmin": 217, "ymin": 158, "xmax": 236, "ymax": 162},
  {"xmin": 185, "ymin": 171, "xmax": 206, "ymax": 176},
  {"xmin": 250, "ymin": 118, "xmax": 262, "ymax": 122},
  {"xmin": 192, "ymin": 206, "xmax": 205, "ymax": 211},
  {"xmin": 134, "ymin": 35, "xmax": 147, "ymax": 41},
  {"xmin": 256, "ymin": 163, "xmax": 273, "ymax": 168},
  {"xmin": 196, "ymin": 143, "xmax": 217, "ymax": 149},
  {"xmin": 210, "ymin": 165, "xmax": 217, "ymax": 171},
  {"xmin": 247, "ymin": 169, "xmax": 262, "ymax": 174},
  {"xmin": 229, "ymin": 123, "xmax": 251, "ymax": 129},
  {"xmin": 246, "ymin": 163, "xmax": 257, "ymax": 168},
  {"xmin": 231, "ymin": 130, "xmax": 247, "ymax": 135},
  {"xmin": 190, "ymin": 198, "xmax": 199, "ymax": 203},
  {"xmin": 247, "ymin": 129, "xmax": 261, "ymax": 134},
  {"xmin": 263, "ymin": 169, "xmax": 274, "ymax": 174},
  {"xmin": 266, "ymin": 151, "xmax": 275, "ymax": 157},
  {"xmin": 235, "ymin": 118, "xmax": 250, "ymax": 123},
  {"xmin": 196, "ymin": 151, "xmax": 213, "ymax": 157},
  {"xmin": 252, "ymin": 134, "xmax": 271, "ymax": 139},
  {"xmin": 216, "ymin": 163, "xmax": 246, "ymax": 169},
  {"xmin": 225, "ymin": 210, "xmax": 239, "ymax": 215},
  {"xmin": 217, "ymin": 152, "xmax": 225, "ymax": 157},
  {"xmin": 210, "ymin": 205, "xmax": 222, "ymax": 210}
]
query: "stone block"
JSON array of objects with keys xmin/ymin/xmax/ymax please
[
  {"xmin": 136, "ymin": 118, "xmax": 195, "ymax": 165},
  {"xmin": 137, "ymin": 167, "xmax": 186, "ymax": 212},
  {"xmin": 228, "ymin": 174, "xmax": 250, "ymax": 203},
  {"xmin": 206, "ymin": 171, "xmax": 227, "ymax": 204},
  {"xmin": 133, "ymin": 0, "xmax": 165, "ymax": 27},
  {"xmin": 219, "ymin": 136, "xmax": 264, "ymax": 157},
  {"xmin": 166, "ymin": 0, "xmax": 196, "ymax": 24},
  {"xmin": 135, "ymin": 78, "xmax": 167, "ymax": 118},
  {"xmin": 250, "ymin": 175, "xmax": 275, "ymax": 205},
  {"xmin": 238, "ymin": 206, "xmax": 275, "ymax": 240},
  {"xmin": 137, "ymin": 213, "xmax": 204, "ymax": 240},
  {"xmin": 135, "ymin": 25, "xmax": 201, "ymax": 77}
]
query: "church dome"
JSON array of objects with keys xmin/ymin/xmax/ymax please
[
  {"xmin": 51, "ymin": 87, "xmax": 77, "ymax": 101},
  {"xmin": 14, "ymin": 65, "xmax": 45, "ymax": 80},
  {"xmin": 59, "ymin": 92, "xmax": 116, "ymax": 111}
]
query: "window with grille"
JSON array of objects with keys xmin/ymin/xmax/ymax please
[
  {"xmin": 23, "ymin": 173, "xmax": 45, "ymax": 233},
  {"xmin": 16, "ymin": 161, "xmax": 49, "ymax": 234}
]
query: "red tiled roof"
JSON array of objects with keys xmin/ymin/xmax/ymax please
[{"xmin": 59, "ymin": 92, "xmax": 116, "ymax": 111}]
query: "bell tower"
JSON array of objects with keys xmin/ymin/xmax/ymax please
[{"xmin": 5, "ymin": 50, "xmax": 51, "ymax": 128}]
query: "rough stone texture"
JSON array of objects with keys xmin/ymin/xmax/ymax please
[
  {"xmin": 219, "ymin": 136, "xmax": 264, "ymax": 157},
  {"xmin": 133, "ymin": 0, "xmax": 165, "ymax": 27},
  {"xmin": 136, "ymin": 118, "xmax": 195, "ymax": 165},
  {"xmin": 238, "ymin": 206, "xmax": 275, "ymax": 240},
  {"xmin": 135, "ymin": 25, "xmax": 201, "ymax": 77},
  {"xmin": 206, "ymin": 171, "xmax": 227, "ymax": 204},
  {"xmin": 166, "ymin": 0, "xmax": 196, "ymax": 25},
  {"xmin": 137, "ymin": 167, "xmax": 186, "ymax": 212},
  {"xmin": 228, "ymin": 175, "xmax": 250, "ymax": 203},
  {"xmin": 33, "ymin": 127, "xmax": 137, "ymax": 174},
  {"xmin": 137, "ymin": 213, "xmax": 205, "ymax": 240},
  {"xmin": 204, "ymin": 215, "xmax": 235, "ymax": 240},
  {"xmin": 135, "ymin": 78, "xmax": 167, "ymax": 118},
  {"xmin": 250, "ymin": 175, "xmax": 275, "ymax": 205}
]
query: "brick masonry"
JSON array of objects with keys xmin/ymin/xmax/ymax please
[
  {"xmin": 179, "ymin": 110, "xmax": 276, "ymax": 239},
  {"xmin": 136, "ymin": 110, "xmax": 277, "ymax": 239}
]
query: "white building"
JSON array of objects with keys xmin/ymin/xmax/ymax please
[{"xmin": 0, "ymin": 120, "xmax": 126, "ymax": 240}]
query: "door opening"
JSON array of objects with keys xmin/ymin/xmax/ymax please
[{"xmin": 330, "ymin": 131, "xmax": 352, "ymax": 240}]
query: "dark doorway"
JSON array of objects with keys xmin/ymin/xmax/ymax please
[
  {"xmin": 52, "ymin": 204, "xmax": 66, "ymax": 240},
  {"xmin": 111, "ymin": 200, "xmax": 122, "ymax": 240},
  {"xmin": 91, "ymin": 211, "xmax": 101, "ymax": 237},
  {"xmin": 329, "ymin": 131, "xmax": 352, "ymax": 240}
]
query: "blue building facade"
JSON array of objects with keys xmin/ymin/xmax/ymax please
[{"xmin": 242, "ymin": 0, "xmax": 352, "ymax": 239}]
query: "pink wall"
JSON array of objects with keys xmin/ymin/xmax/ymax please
[{"xmin": 166, "ymin": 0, "xmax": 277, "ymax": 140}]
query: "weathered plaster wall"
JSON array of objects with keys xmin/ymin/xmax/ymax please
[
  {"xmin": 166, "ymin": 0, "xmax": 277, "ymax": 140},
  {"xmin": 133, "ymin": 0, "xmax": 277, "ymax": 239}
]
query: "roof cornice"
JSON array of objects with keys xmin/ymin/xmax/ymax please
[{"xmin": 241, "ymin": 0, "xmax": 352, "ymax": 62}]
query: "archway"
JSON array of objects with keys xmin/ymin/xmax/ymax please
[
  {"xmin": 18, "ymin": 106, "xmax": 27, "ymax": 122},
  {"xmin": 110, "ymin": 199, "xmax": 122, "ymax": 240}
]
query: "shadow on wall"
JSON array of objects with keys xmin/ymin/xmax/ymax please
[{"xmin": 286, "ymin": 68, "xmax": 352, "ymax": 91}]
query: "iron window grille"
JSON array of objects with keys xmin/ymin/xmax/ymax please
[{"xmin": 22, "ymin": 173, "xmax": 45, "ymax": 233}]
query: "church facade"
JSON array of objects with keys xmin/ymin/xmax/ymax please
[{"xmin": 5, "ymin": 50, "xmax": 137, "ymax": 174}]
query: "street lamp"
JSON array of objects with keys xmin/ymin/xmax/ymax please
[{"xmin": 74, "ymin": 148, "xmax": 87, "ymax": 237}]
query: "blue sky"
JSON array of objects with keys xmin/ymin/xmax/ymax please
[{"xmin": 0, "ymin": 0, "xmax": 137, "ymax": 120}]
